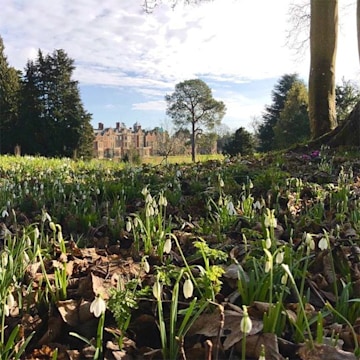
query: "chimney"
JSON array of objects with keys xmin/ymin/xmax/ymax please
[
  {"xmin": 98, "ymin": 122, "xmax": 104, "ymax": 130},
  {"xmin": 116, "ymin": 122, "xmax": 120, "ymax": 130}
]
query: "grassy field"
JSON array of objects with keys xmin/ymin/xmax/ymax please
[{"xmin": 1, "ymin": 149, "xmax": 360, "ymax": 359}]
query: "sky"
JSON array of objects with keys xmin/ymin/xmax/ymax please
[{"xmin": 1, "ymin": 0, "xmax": 359, "ymax": 133}]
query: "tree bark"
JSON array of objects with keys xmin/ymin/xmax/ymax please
[
  {"xmin": 358, "ymin": 0, "xmax": 360, "ymax": 63},
  {"xmin": 308, "ymin": 0, "xmax": 338, "ymax": 139}
]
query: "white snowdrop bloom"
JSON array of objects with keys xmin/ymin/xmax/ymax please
[
  {"xmin": 43, "ymin": 212, "xmax": 51, "ymax": 223},
  {"xmin": 240, "ymin": 305, "xmax": 252, "ymax": 334},
  {"xmin": 253, "ymin": 201, "xmax": 262, "ymax": 210},
  {"xmin": 6, "ymin": 292, "xmax": 15, "ymax": 308},
  {"xmin": 159, "ymin": 193, "xmax": 168, "ymax": 207},
  {"xmin": 145, "ymin": 205, "xmax": 151, "ymax": 218},
  {"xmin": 146, "ymin": 193, "xmax": 152, "ymax": 204},
  {"xmin": 226, "ymin": 201, "xmax": 236, "ymax": 216},
  {"xmin": 149, "ymin": 205, "xmax": 155, "ymax": 216},
  {"xmin": 2, "ymin": 252, "xmax": 9, "ymax": 267},
  {"xmin": 153, "ymin": 280, "xmax": 162, "ymax": 301},
  {"xmin": 318, "ymin": 237, "xmax": 328, "ymax": 251},
  {"xmin": 141, "ymin": 186, "xmax": 149, "ymax": 196},
  {"xmin": 265, "ymin": 260, "xmax": 272, "ymax": 273},
  {"xmin": 219, "ymin": 178, "xmax": 224, "ymax": 188},
  {"xmin": 281, "ymin": 273, "xmax": 288, "ymax": 285},
  {"xmin": 49, "ymin": 222, "xmax": 56, "ymax": 231},
  {"xmin": 143, "ymin": 258, "xmax": 150, "ymax": 273},
  {"xmin": 126, "ymin": 219, "xmax": 132, "ymax": 232},
  {"xmin": 264, "ymin": 209, "xmax": 277, "ymax": 228},
  {"xmin": 34, "ymin": 227, "xmax": 40, "ymax": 240},
  {"xmin": 176, "ymin": 170, "xmax": 182, "ymax": 178},
  {"xmin": 275, "ymin": 251, "xmax": 284, "ymax": 265},
  {"xmin": 163, "ymin": 238, "xmax": 172, "ymax": 254},
  {"xmin": 249, "ymin": 180, "xmax": 254, "ymax": 189},
  {"xmin": 304, "ymin": 233, "xmax": 315, "ymax": 250},
  {"xmin": 1, "ymin": 209, "xmax": 9, "ymax": 218},
  {"xmin": 90, "ymin": 296, "xmax": 106, "ymax": 318},
  {"xmin": 183, "ymin": 278, "xmax": 194, "ymax": 299}
]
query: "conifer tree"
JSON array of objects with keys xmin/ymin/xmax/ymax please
[
  {"xmin": 19, "ymin": 49, "xmax": 94, "ymax": 158},
  {"xmin": 0, "ymin": 36, "xmax": 20, "ymax": 154}
]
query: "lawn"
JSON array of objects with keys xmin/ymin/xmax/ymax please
[{"xmin": 1, "ymin": 147, "xmax": 360, "ymax": 359}]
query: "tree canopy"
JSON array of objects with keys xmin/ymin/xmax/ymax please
[
  {"xmin": 165, "ymin": 79, "xmax": 226, "ymax": 162},
  {"xmin": 257, "ymin": 74, "xmax": 300, "ymax": 152},
  {"xmin": 222, "ymin": 127, "xmax": 255, "ymax": 157},
  {"xmin": 17, "ymin": 49, "xmax": 94, "ymax": 158},
  {"xmin": 273, "ymin": 80, "xmax": 310, "ymax": 149},
  {"xmin": 0, "ymin": 36, "xmax": 21, "ymax": 154}
]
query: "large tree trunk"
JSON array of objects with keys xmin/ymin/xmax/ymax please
[
  {"xmin": 308, "ymin": 0, "xmax": 338, "ymax": 139},
  {"xmin": 358, "ymin": 0, "xmax": 360, "ymax": 63}
]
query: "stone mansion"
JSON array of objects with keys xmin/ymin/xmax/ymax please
[{"xmin": 93, "ymin": 122, "xmax": 166, "ymax": 159}]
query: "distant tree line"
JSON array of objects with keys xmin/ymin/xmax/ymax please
[{"xmin": 0, "ymin": 36, "xmax": 94, "ymax": 159}]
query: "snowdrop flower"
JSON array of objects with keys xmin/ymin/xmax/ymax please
[
  {"xmin": 281, "ymin": 273, "xmax": 288, "ymax": 285},
  {"xmin": 318, "ymin": 237, "xmax": 328, "ymax": 251},
  {"xmin": 153, "ymin": 279, "xmax": 162, "ymax": 301},
  {"xmin": 1, "ymin": 209, "xmax": 9, "ymax": 218},
  {"xmin": 90, "ymin": 295, "xmax": 106, "ymax": 318},
  {"xmin": 145, "ymin": 193, "xmax": 152, "ymax": 204},
  {"xmin": 4, "ymin": 304, "xmax": 9, "ymax": 317},
  {"xmin": 163, "ymin": 238, "xmax": 172, "ymax": 254},
  {"xmin": 304, "ymin": 232, "xmax": 315, "ymax": 251},
  {"xmin": 219, "ymin": 178, "xmax": 224, "ymax": 187},
  {"xmin": 264, "ymin": 248, "xmax": 273, "ymax": 273},
  {"xmin": 142, "ymin": 257, "xmax": 150, "ymax": 273},
  {"xmin": 183, "ymin": 278, "xmax": 194, "ymax": 299},
  {"xmin": 141, "ymin": 186, "xmax": 149, "ymax": 196},
  {"xmin": 264, "ymin": 208, "xmax": 277, "ymax": 228},
  {"xmin": 34, "ymin": 227, "xmax": 40, "ymax": 240},
  {"xmin": 240, "ymin": 305, "xmax": 252, "ymax": 334},
  {"xmin": 49, "ymin": 222, "xmax": 56, "ymax": 231},
  {"xmin": 6, "ymin": 292, "xmax": 15, "ymax": 308},
  {"xmin": 265, "ymin": 260, "xmax": 272, "ymax": 273},
  {"xmin": 275, "ymin": 251, "xmax": 284, "ymax": 265},
  {"xmin": 1, "ymin": 252, "xmax": 9, "ymax": 267},
  {"xmin": 226, "ymin": 201, "xmax": 237, "ymax": 216},
  {"xmin": 126, "ymin": 219, "xmax": 132, "ymax": 232},
  {"xmin": 253, "ymin": 200, "xmax": 262, "ymax": 210},
  {"xmin": 159, "ymin": 193, "xmax": 168, "ymax": 207}
]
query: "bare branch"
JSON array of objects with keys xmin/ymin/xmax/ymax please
[{"xmin": 285, "ymin": 1, "xmax": 310, "ymax": 60}]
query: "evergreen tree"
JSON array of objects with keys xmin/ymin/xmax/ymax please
[
  {"xmin": 0, "ymin": 36, "xmax": 21, "ymax": 154},
  {"xmin": 222, "ymin": 127, "xmax": 255, "ymax": 156},
  {"xmin": 18, "ymin": 49, "xmax": 94, "ymax": 158},
  {"xmin": 273, "ymin": 81, "xmax": 310, "ymax": 149},
  {"xmin": 336, "ymin": 78, "xmax": 360, "ymax": 123},
  {"xmin": 257, "ymin": 73, "xmax": 300, "ymax": 152}
]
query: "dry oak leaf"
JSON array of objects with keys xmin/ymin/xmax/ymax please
[
  {"xmin": 189, "ymin": 305, "xmax": 263, "ymax": 350},
  {"xmin": 298, "ymin": 343, "xmax": 357, "ymax": 360}
]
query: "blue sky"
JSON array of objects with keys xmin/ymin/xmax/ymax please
[{"xmin": 1, "ymin": 0, "xmax": 359, "ymax": 132}]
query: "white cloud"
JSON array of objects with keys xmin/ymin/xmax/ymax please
[
  {"xmin": 132, "ymin": 100, "xmax": 166, "ymax": 111},
  {"xmin": 1, "ymin": 0, "xmax": 359, "ymax": 131}
]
